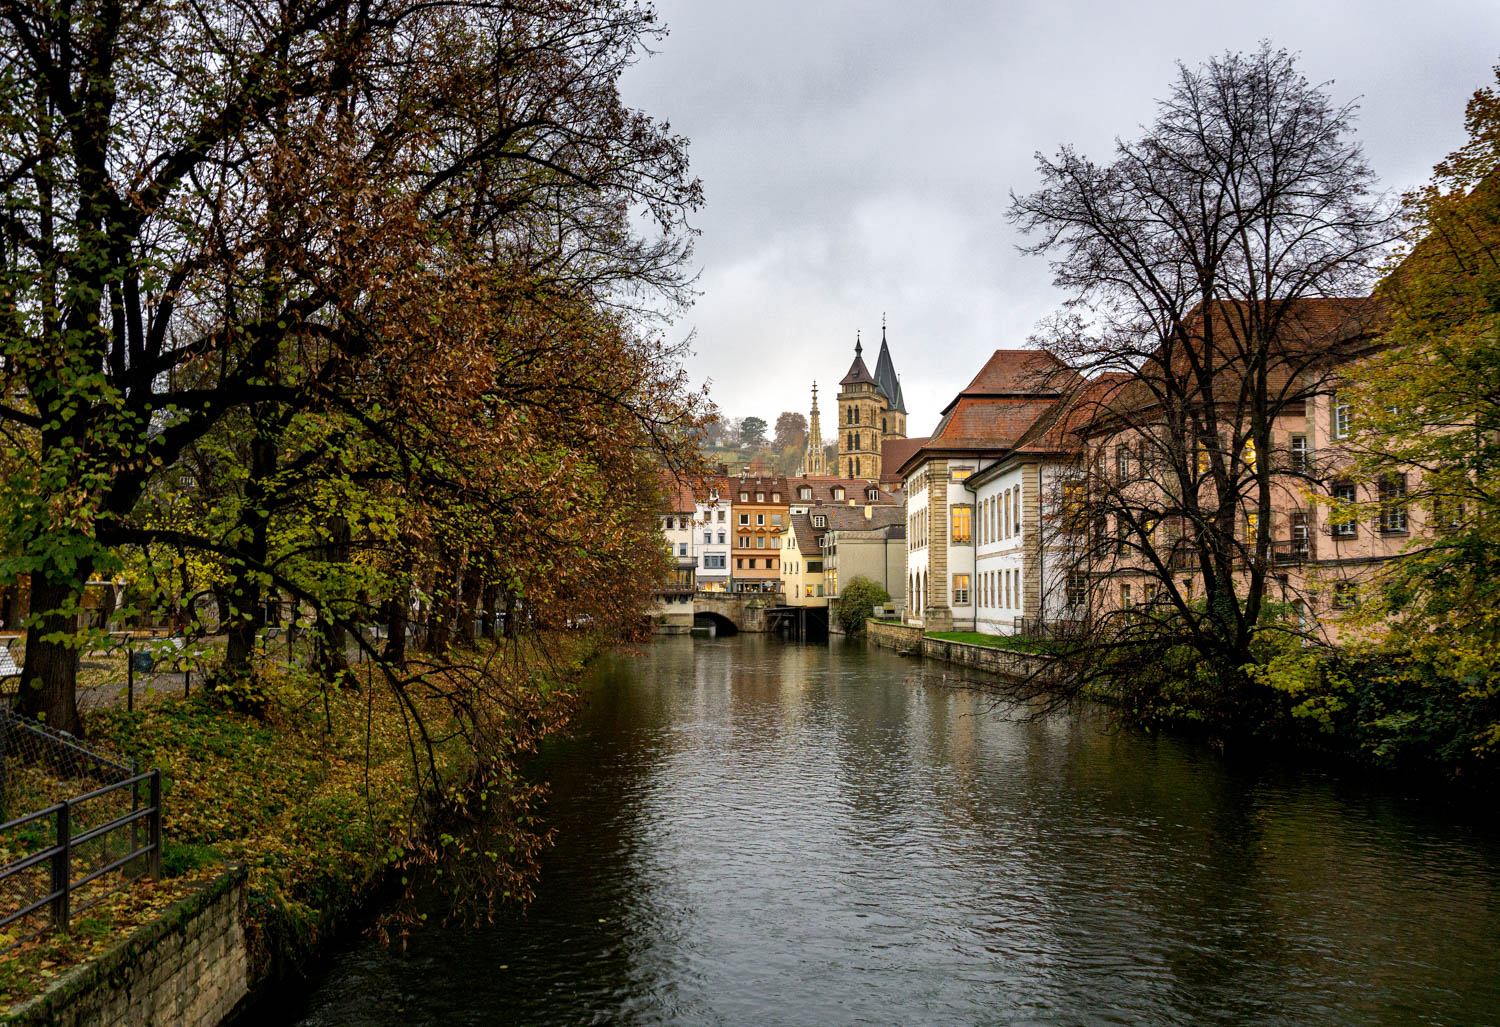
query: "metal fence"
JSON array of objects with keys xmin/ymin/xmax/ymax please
[{"xmin": 0, "ymin": 708, "xmax": 161, "ymax": 951}]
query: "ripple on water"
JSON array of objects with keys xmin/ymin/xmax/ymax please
[{"xmin": 292, "ymin": 636, "xmax": 1500, "ymax": 1027}]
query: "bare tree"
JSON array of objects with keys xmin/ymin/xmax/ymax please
[{"xmin": 1008, "ymin": 46, "xmax": 1396, "ymax": 726}]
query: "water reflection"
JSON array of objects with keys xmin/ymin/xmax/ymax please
[{"xmin": 293, "ymin": 635, "xmax": 1500, "ymax": 1026}]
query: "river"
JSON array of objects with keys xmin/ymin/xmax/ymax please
[{"xmin": 290, "ymin": 635, "xmax": 1500, "ymax": 1025}]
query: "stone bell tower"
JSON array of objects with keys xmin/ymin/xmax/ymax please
[{"xmin": 838, "ymin": 333, "xmax": 885, "ymax": 480}]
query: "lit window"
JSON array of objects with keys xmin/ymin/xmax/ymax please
[
  {"xmin": 951, "ymin": 505, "xmax": 973, "ymax": 544},
  {"xmin": 953, "ymin": 573, "xmax": 971, "ymax": 605},
  {"xmin": 951, "ymin": 467, "xmax": 972, "ymax": 481}
]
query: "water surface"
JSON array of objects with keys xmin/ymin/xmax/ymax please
[{"xmin": 293, "ymin": 635, "xmax": 1500, "ymax": 1025}]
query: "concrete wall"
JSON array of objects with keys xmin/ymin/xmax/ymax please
[{"xmin": 9, "ymin": 866, "xmax": 249, "ymax": 1027}]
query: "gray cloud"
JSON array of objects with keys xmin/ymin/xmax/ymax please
[{"xmin": 621, "ymin": 0, "xmax": 1500, "ymax": 437}]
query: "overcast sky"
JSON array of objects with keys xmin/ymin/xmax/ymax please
[{"xmin": 618, "ymin": 0, "xmax": 1500, "ymax": 440}]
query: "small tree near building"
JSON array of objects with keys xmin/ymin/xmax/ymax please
[{"xmin": 838, "ymin": 577, "xmax": 891, "ymax": 636}]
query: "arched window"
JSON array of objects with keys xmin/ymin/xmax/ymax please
[{"xmin": 855, "ymin": 457, "xmax": 861, "ymax": 477}]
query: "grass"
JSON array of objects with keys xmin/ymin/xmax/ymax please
[
  {"xmin": 0, "ymin": 631, "xmax": 601, "ymax": 1009},
  {"xmin": 924, "ymin": 631, "xmax": 1059, "ymax": 655}
]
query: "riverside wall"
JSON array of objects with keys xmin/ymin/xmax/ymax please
[
  {"xmin": 7, "ymin": 866, "xmax": 249, "ymax": 1027},
  {"xmin": 866, "ymin": 619, "xmax": 1057, "ymax": 682}
]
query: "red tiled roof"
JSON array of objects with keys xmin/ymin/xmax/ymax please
[
  {"xmin": 949, "ymin": 349, "xmax": 1073, "ymax": 408},
  {"xmin": 656, "ymin": 468, "xmax": 699, "ymax": 513},
  {"xmin": 881, "ymin": 438, "xmax": 928, "ymax": 483}
]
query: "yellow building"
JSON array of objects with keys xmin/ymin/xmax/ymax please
[{"xmin": 779, "ymin": 514, "xmax": 827, "ymax": 606}]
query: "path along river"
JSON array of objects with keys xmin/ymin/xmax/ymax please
[{"xmin": 291, "ymin": 634, "xmax": 1500, "ymax": 1026}]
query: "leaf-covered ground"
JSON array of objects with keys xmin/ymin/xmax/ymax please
[{"xmin": 0, "ymin": 632, "xmax": 597, "ymax": 1009}]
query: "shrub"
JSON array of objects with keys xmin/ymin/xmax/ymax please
[{"xmin": 838, "ymin": 577, "xmax": 891, "ymax": 636}]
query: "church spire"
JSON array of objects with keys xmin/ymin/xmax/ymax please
[{"xmin": 805, "ymin": 381, "xmax": 826, "ymax": 476}]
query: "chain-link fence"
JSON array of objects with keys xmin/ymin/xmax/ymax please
[{"xmin": 0, "ymin": 707, "xmax": 161, "ymax": 951}]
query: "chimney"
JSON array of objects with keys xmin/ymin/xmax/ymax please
[{"xmin": 864, "ymin": 504, "xmax": 872, "ymax": 520}]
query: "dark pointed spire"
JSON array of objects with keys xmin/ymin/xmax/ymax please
[
  {"xmin": 840, "ymin": 331, "xmax": 877, "ymax": 388},
  {"xmin": 872, "ymin": 317, "xmax": 906, "ymax": 413}
]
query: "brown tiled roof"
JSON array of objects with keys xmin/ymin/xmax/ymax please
[
  {"xmin": 1072, "ymin": 296, "xmax": 1385, "ymax": 437},
  {"xmin": 785, "ymin": 476, "xmax": 900, "ymax": 505},
  {"xmin": 787, "ymin": 513, "xmax": 824, "ymax": 556},
  {"xmin": 818, "ymin": 505, "xmax": 905, "ymax": 532}
]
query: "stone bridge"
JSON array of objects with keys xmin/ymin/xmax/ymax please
[{"xmin": 690, "ymin": 592, "xmax": 776, "ymax": 635}]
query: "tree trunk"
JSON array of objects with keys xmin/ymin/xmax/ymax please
[
  {"xmin": 479, "ymin": 583, "xmax": 498, "ymax": 640},
  {"xmin": 18, "ymin": 573, "xmax": 83, "ymax": 734},
  {"xmin": 222, "ymin": 434, "xmax": 276, "ymax": 677},
  {"xmin": 502, "ymin": 588, "xmax": 518, "ymax": 639}
]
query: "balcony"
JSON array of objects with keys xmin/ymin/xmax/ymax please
[{"xmin": 1270, "ymin": 537, "xmax": 1314, "ymax": 566}]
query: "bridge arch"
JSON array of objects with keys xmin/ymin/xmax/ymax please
[{"xmin": 693, "ymin": 611, "xmax": 739, "ymax": 636}]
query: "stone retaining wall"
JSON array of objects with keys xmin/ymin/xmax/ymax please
[
  {"xmin": 866, "ymin": 620, "xmax": 923, "ymax": 653},
  {"xmin": 920, "ymin": 637, "xmax": 1055, "ymax": 682},
  {"xmin": 7, "ymin": 866, "xmax": 249, "ymax": 1027}
]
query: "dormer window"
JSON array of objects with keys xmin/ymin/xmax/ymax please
[
  {"xmin": 772, "ymin": 492, "xmax": 780, "ymax": 502},
  {"xmin": 867, "ymin": 488, "xmax": 879, "ymax": 501},
  {"xmin": 757, "ymin": 492, "xmax": 765, "ymax": 502},
  {"xmin": 740, "ymin": 492, "xmax": 748, "ymax": 502},
  {"xmin": 799, "ymin": 487, "xmax": 811, "ymax": 500},
  {"xmin": 832, "ymin": 488, "xmax": 844, "ymax": 501},
  {"xmin": 813, "ymin": 515, "xmax": 827, "ymax": 528}
]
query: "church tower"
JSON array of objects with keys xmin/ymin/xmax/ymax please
[
  {"xmin": 837, "ymin": 333, "xmax": 885, "ymax": 480},
  {"xmin": 872, "ymin": 319, "xmax": 907, "ymax": 441},
  {"xmin": 805, "ymin": 382, "xmax": 827, "ymax": 476}
]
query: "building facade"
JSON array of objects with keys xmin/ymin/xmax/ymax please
[
  {"xmin": 779, "ymin": 513, "xmax": 827, "ymax": 606},
  {"xmin": 694, "ymin": 482, "xmax": 732, "ymax": 592},
  {"xmin": 730, "ymin": 475, "xmax": 790, "ymax": 594},
  {"xmin": 898, "ymin": 350, "xmax": 1081, "ymax": 633}
]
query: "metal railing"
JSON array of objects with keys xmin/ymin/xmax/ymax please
[{"xmin": 0, "ymin": 709, "xmax": 162, "ymax": 951}]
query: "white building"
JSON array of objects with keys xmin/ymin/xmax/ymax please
[
  {"xmin": 897, "ymin": 350, "xmax": 1082, "ymax": 634},
  {"xmin": 694, "ymin": 483, "xmax": 732, "ymax": 591}
]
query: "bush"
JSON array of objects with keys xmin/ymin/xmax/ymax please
[{"xmin": 838, "ymin": 577, "xmax": 891, "ymax": 636}]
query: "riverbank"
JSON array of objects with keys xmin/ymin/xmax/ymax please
[
  {"xmin": 870, "ymin": 618, "xmax": 1497, "ymax": 784},
  {"xmin": 0, "ymin": 631, "xmax": 603, "ymax": 1017}
]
